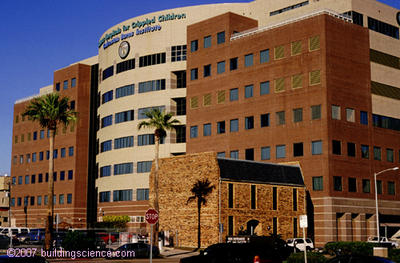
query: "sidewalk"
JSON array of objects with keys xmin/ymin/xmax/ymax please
[{"xmin": 160, "ymin": 247, "xmax": 200, "ymax": 259}]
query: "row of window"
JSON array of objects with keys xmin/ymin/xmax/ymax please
[
  {"xmin": 14, "ymin": 122, "xmax": 76, "ymax": 143},
  {"xmin": 270, "ymin": 1, "xmax": 309, "ymax": 16},
  {"xmin": 100, "ymin": 106, "xmax": 165, "ymax": 128},
  {"xmin": 190, "ymin": 35, "xmax": 320, "ymax": 81},
  {"xmin": 13, "ymin": 147, "xmax": 74, "ymax": 165},
  {"xmin": 55, "ymin": 78, "xmax": 76, "ymax": 91},
  {"xmin": 227, "ymin": 183, "xmax": 299, "ymax": 212},
  {"xmin": 190, "ymin": 31, "xmax": 225, "ymax": 52},
  {"xmin": 189, "ymin": 70, "xmax": 321, "ymax": 109},
  {"xmin": 99, "ymin": 189, "xmax": 149, "ymax": 202},
  {"xmin": 11, "ymin": 194, "xmax": 73, "ymax": 207},
  {"xmin": 12, "ymin": 171, "xmax": 74, "ymax": 185},
  {"xmin": 313, "ymin": 176, "xmax": 396, "ymax": 195},
  {"xmin": 99, "ymin": 161, "xmax": 152, "ymax": 177},
  {"xmin": 190, "ymin": 106, "xmax": 321, "ymax": 138}
]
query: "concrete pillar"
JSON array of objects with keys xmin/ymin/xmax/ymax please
[
  {"xmin": 337, "ymin": 213, "xmax": 352, "ymax": 241},
  {"xmin": 352, "ymin": 213, "xmax": 367, "ymax": 241},
  {"xmin": 366, "ymin": 214, "xmax": 377, "ymax": 239}
]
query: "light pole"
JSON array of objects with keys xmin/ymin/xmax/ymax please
[{"xmin": 374, "ymin": 167, "xmax": 399, "ymax": 241}]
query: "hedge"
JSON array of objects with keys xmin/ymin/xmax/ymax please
[{"xmin": 287, "ymin": 252, "xmax": 327, "ymax": 263}]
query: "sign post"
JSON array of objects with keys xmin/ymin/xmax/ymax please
[
  {"xmin": 300, "ymin": 215, "xmax": 308, "ymax": 263},
  {"xmin": 145, "ymin": 209, "xmax": 159, "ymax": 263}
]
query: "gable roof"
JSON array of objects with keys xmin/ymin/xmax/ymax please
[{"xmin": 217, "ymin": 158, "xmax": 304, "ymax": 187}]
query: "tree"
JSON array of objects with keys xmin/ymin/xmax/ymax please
[
  {"xmin": 187, "ymin": 179, "xmax": 215, "ymax": 249},
  {"xmin": 137, "ymin": 108, "xmax": 180, "ymax": 243},
  {"xmin": 23, "ymin": 93, "xmax": 76, "ymax": 249}
]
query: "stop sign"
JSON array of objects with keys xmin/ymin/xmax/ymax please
[{"xmin": 145, "ymin": 208, "xmax": 159, "ymax": 224}]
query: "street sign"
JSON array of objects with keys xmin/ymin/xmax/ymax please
[
  {"xmin": 300, "ymin": 215, "xmax": 308, "ymax": 228},
  {"xmin": 145, "ymin": 208, "xmax": 159, "ymax": 224}
]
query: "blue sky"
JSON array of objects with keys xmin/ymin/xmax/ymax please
[{"xmin": 0, "ymin": 0, "xmax": 399, "ymax": 175}]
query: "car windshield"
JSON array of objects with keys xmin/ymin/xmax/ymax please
[
  {"xmin": 306, "ymin": 239, "xmax": 312, "ymax": 243},
  {"xmin": 296, "ymin": 239, "xmax": 304, "ymax": 243}
]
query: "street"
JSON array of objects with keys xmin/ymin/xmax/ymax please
[{"xmin": 48, "ymin": 258, "xmax": 181, "ymax": 263}]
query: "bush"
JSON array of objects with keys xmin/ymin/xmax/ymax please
[
  {"xmin": 389, "ymin": 248, "xmax": 400, "ymax": 262},
  {"xmin": 62, "ymin": 231, "xmax": 95, "ymax": 250},
  {"xmin": 287, "ymin": 252, "xmax": 327, "ymax": 263},
  {"xmin": 324, "ymin": 242, "xmax": 375, "ymax": 256}
]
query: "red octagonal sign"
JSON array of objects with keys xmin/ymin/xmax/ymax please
[{"xmin": 145, "ymin": 208, "xmax": 159, "ymax": 224}]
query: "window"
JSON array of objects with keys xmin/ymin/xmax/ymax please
[
  {"xmin": 293, "ymin": 143, "xmax": 303, "ymax": 157},
  {"xmin": 274, "ymin": 45, "xmax": 284, "ymax": 59},
  {"xmin": 55, "ymin": 83, "xmax": 60, "ymax": 91},
  {"xmin": 347, "ymin": 142, "xmax": 356, "ymax": 157},
  {"xmin": 190, "ymin": 68, "xmax": 198, "ymax": 80},
  {"xmin": 245, "ymin": 116, "xmax": 254, "ymax": 130},
  {"xmin": 30, "ymin": 196, "xmax": 35, "ymax": 206},
  {"xmin": 44, "ymin": 196, "xmax": 48, "ymax": 205},
  {"xmin": 374, "ymin": 146, "xmax": 381, "ymax": 160},
  {"xmin": 349, "ymin": 178, "xmax": 357, "ymax": 192},
  {"xmin": 115, "ymin": 110, "xmax": 134, "ymax": 124},
  {"xmin": 270, "ymin": 1, "xmax": 309, "ymax": 16},
  {"xmin": 362, "ymin": 179, "xmax": 371, "ymax": 193},
  {"xmin": 114, "ymin": 162, "xmax": 133, "ymax": 175},
  {"xmin": 100, "ymin": 166, "xmax": 111, "ymax": 177},
  {"xmin": 17, "ymin": 198, "xmax": 21, "ymax": 206},
  {"xmin": 261, "ymin": 147, "xmax": 270, "ymax": 160},
  {"xmin": 203, "ymin": 64, "xmax": 211, "ymax": 77},
  {"xmin": 377, "ymin": 180, "xmax": 382, "ymax": 194},
  {"xmin": 137, "ymin": 161, "xmax": 152, "ymax": 173},
  {"xmin": 334, "ymin": 176, "xmax": 342, "ymax": 191},
  {"xmin": 31, "ymin": 174, "xmax": 36, "ymax": 184},
  {"xmin": 69, "ymin": 146, "xmax": 74, "ymax": 156},
  {"xmin": 137, "ymin": 189, "xmax": 149, "ymax": 201},
  {"xmin": 293, "ymin": 188, "xmax": 298, "ymax": 211},
  {"xmin": 388, "ymin": 181, "xmax": 395, "ymax": 195},
  {"xmin": 217, "ymin": 121, "xmax": 225, "ymax": 134},
  {"xmin": 116, "ymin": 84, "xmax": 134, "ymax": 98},
  {"xmin": 116, "ymin": 58, "xmax": 135, "ymax": 73},
  {"xmin": 292, "ymin": 74, "xmax": 303, "ymax": 89},
  {"xmin": 40, "ymin": 130, "xmax": 44, "ymax": 139},
  {"xmin": 245, "ymin": 85, "xmax": 253, "ymax": 98},
  {"xmin": 309, "ymin": 70, "xmax": 321, "ymax": 85},
  {"xmin": 171, "ymin": 45, "xmax": 187, "ymax": 62},
  {"xmin": 260, "ymin": 114, "xmax": 270, "ymax": 127},
  {"xmin": 293, "ymin": 108, "xmax": 303, "ymax": 123},
  {"xmin": 101, "ymin": 115, "xmax": 112, "ymax": 128},
  {"xmin": 191, "ymin": 40, "xmax": 198, "ymax": 52},
  {"xmin": 59, "ymin": 194, "xmax": 64, "ymax": 205},
  {"xmin": 230, "ymin": 57, "xmax": 238, "ymax": 71},
  {"xmin": 217, "ymin": 61, "xmax": 225, "ymax": 74},
  {"xmin": 38, "ymin": 174, "xmax": 43, "ymax": 183},
  {"xmin": 33, "ymin": 131, "xmax": 37, "ymax": 140},
  {"xmin": 228, "ymin": 216, "xmax": 234, "ymax": 236},
  {"xmin": 312, "ymin": 141, "xmax": 322, "ymax": 155},
  {"xmin": 230, "ymin": 119, "xmax": 238, "ymax": 132},
  {"xmin": 228, "ymin": 183, "xmax": 234, "ymax": 208},
  {"xmin": 60, "ymin": 148, "xmax": 66, "ymax": 158},
  {"xmin": 275, "ymin": 78, "xmax": 285, "ymax": 93},
  {"xmin": 346, "ymin": 108, "xmax": 355, "ymax": 122},
  {"xmin": 230, "ymin": 88, "xmax": 238, "ymax": 101},
  {"xmin": 251, "ymin": 185, "xmax": 256, "ymax": 209},
  {"xmin": 217, "ymin": 31, "xmax": 225, "ymax": 44},
  {"xmin": 309, "ymin": 35, "xmax": 320, "ymax": 51},
  {"xmin": 26, "ymin": 154, "xmax": 31, "ymax": 163},
  {"xmin": 190, "ymin": 126, "xmax": 198, "ymax": 138},
  {"xmin": 361, "ymin": 145, "xmax": 369, "ymax": 159},
  {"xmin": 245, "ymin": 54, "xmax": 253, "ymax": 67},
  {"xmin": 217, "ymin": 152, "xmax": 225, "ymax": 158},
  {"xmin": 25, "ymin": 175, "xmax": 29, "ymax": 184},
  {"xmin": 101, "ymin": 140, "xmax": 112, "ymax": 152},
  {"xmin": 102, "ymin": 90, "xmax": 113, "ymax": 104},
  {"xmin": 37, "ymin": 196, "xmax": 41, "ymax": 206},
  {"xmin": 204, "ymin": 35, "xmax": 211, "ymax": 48},
  {"xmin": 368, "ymin": 17, "xmax": 399, "ymax": 40},
  {"xmin": 114, "ymin": 136, "xmax": 134, "ymax": 149},
  {"xmin": 272, "ymin": 187, "xmax": 277, "ymax": 210},
  {"xmin": 276, "ymin": 111, "xmax": 285, "ymax": 125},
  {"xmin": 68, "ymin": 170, "xmax": 73, "ymax": 180},
  {"xmin": 245, "ymin": 148, "xmax": 254, "ymax": 160},
  {"xmin": 332, "ymin": 140, "xmax": 341, "ymax": 155},
  {"xmin": 99, "ymin": 192, "xmax": 110, "ymax": 202},
  {"xmin": 60, "ymin": 171, "xmax": 65, "ymax": 181},
  {"xmin": 138, "ymin": 79, "xmax": 165, "ymax": 93},
  {"xmin": 138, "ymin": 134, "xmax": 158, "ymax": 146},
  {"xmin": 138, "ymin": 106, "xmax": 165, "ymax": 119},
  {"xmin": 360, "ymin": 111, "xmax": 368, "ymax": 125},
  {"xmin": 139, "ymin": 52, "xmax": 166, "ymax": 67},
  {"xmin": 174, "ymin": 98, "xmax": 186, "ymax": 115},
  {"xmin": 387, "ymin": 148, "xmax": 394, "ymax": 162},
  {"xmin": 12, "ymin": 177, "xmax": 16, "ymax": 185},
  {"xmin": 260, "ymin": 49, "xmax": 269, "ymax": 63},
  {"xmin": 113, "ymin": 189, "xmax": 133, "ymax": 201},
  {"xmin": 19, "ymin": 155, "xmax": 23, "ymax": 164},
  {"xmin": 260, "ymin": 81, "xmax": 270, "ymax": 95},
  {"xmin": 230, "ymin": 151, "xmax": 239, "ymax": 159},
  {"xmin": 63, "ymin": 80, "xmax": 68, "ymax": 89},
  {"xmin": 312, "ymin": 177, "xmax": 323, "ymax": 191},
  {"xmin": 203, "ymin": 123, "xmax": 211, "ymax": 136},
  {"xmin": 291, "ymin": 41, "xmax": 302, "ymax": 55},
  {"xmin": 53, "ymin": 172, "xmax": 57, "ymax": 182},
  {"xmin": 332, "ymin": 105, "xmax": 341, "ymax": 120},
  {"xmin": 32, "ymin": 153, "xmax": 36, "ymax": 162},
  {"xmin": 276, "ymin": 145, "xmax": 286, "ymax": 159},
  {"xmin": 39, "ymin": 152, "xmax": 43, "ymax": 161}
]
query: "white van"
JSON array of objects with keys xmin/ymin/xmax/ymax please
[
  {"xmin": 286, "ymin": 238, "xmax": 314, "ymax": 252},
  {"xmin": 0, "ymin": 227, "xmax": 30, "ymax": 236}
]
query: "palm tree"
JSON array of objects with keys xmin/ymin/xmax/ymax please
[
  {"xmin": 137, "ymin": 108, "xmax": 180, "ymax": 243},
  {"xmin": 23, "ymin": 93, "xmax": 76, "ymax": 249},
  {"xmin": 187, "ymin": 179, "xmax": 215, "ymax": 249}
]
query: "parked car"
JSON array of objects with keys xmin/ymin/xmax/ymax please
[
  {"xmin": 367, "ymin": 237, "xmax": 399, "ymax": 248},
  {"xmin": 326, "ymin": 255, "xmax": 394, "ymax": 263},
  {"xmin": 28, "ymin": 228, "xmax": 45, "ymax": 244},
  {"xmin": 97, "ymin": 232, "xmax": 117, "ymax": 244},
  {"xmin": 110, "ymin": 242, "xmax": 160, "ymax": 258},
  {"xmin": 180, "ymin": 242, "xmax": 284, "ymax": 263},
  {"xmin": 286, "ymin": 238, "xmax": 314, "ymax": 252}
]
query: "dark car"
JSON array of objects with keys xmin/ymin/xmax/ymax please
[
  {"xmin": 326, "ymin": 255, "xmax": 394, "ymax": 263},
  {"xmin": 28, "ymin": 229, "xmax": 45, "ymax": 244},
  {"xmin": 0, "ymin": 255, "xmax": 49, "ymax": 263},
  {"xmin": 110, "ymin": 242, "xmax": 160, "ymax": 258},
  {"xmin": 180, "ymin": 242, "xmax": 284, "ymax": 263}
]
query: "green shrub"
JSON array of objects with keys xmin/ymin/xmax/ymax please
[
  {"xmin": 62, "ymin": 231, "xmax": 95, "ymax": 250},
  {"xmin": 389, "ymin": 248, "xmax": 400, "ymax": 262},
  {"xmin": 287, "ymin": 252, "xmax": 327, "ymax": 263},
  {"xmin": 324, "ymin": 242, "xmax": 374, "ymax": 256}
]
